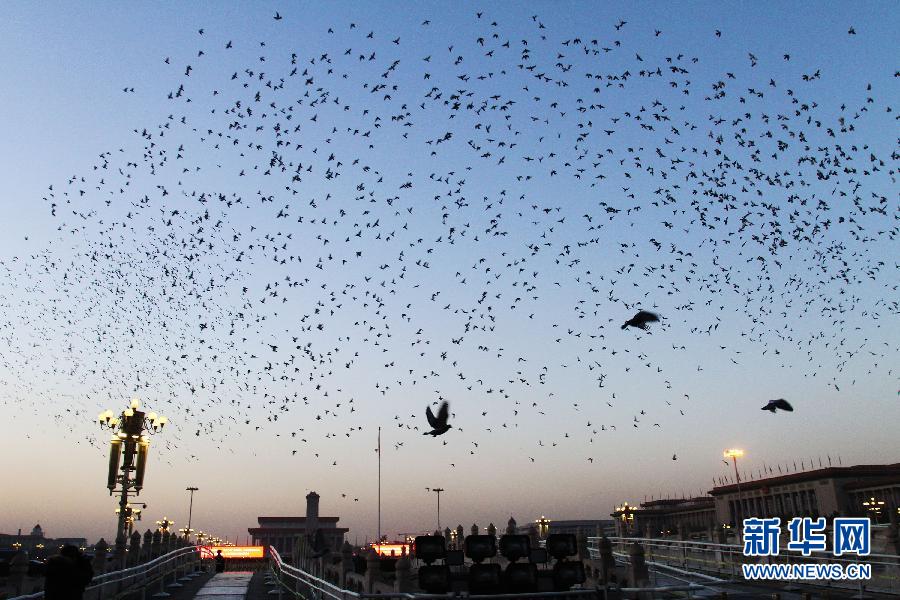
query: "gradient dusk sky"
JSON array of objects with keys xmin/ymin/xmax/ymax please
[{"xmin": 0, "ymin": 1, "xmax": 897, "ymax": 545}]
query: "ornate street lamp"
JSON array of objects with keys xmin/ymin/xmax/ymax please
[
  {"xmin": 115, "ymin": 502, "xmax": 144, "ymax": 536},
  {"xmin": 615, "ymin": 502, "xmax": 636, "ymax": 534},
  {"xmin": 99, "ymin": 398, "xmax": 167, "ymax": 568},
  {"xmin": 156, "ymin": 517, "xmax": 175, "ymax": 533},
  {"xmin": 536, "ymin": 516, "xmax": 551, "ymax": 539}
]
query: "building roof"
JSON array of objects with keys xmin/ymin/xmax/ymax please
[
  {"xmin": 709, "ymin": 463, "xmax": 900, "ymax": 495},
  {"xmin": 640, "ymin": 497, "xmax": 714, "ymax": 509},
  {"xmin": 248, "ymin": 527, "xmax": 348, "ymax": 535},
  {"xmin": 257, "ymin": 516, "xmax": 340, "ymax": 523},
  {"xmin": 843, "ymin": 475, "xmax": 900, "ymax": 491}
]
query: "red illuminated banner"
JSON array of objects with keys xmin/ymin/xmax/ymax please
[
  {"xmin": 372, "ymin": 543, "xmax": 410, "ymax": 557},
  {"xmin": 200, "ymin": 545, "xmax": 265, "ymax": 559}
]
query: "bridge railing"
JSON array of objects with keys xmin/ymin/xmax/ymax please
[
  {"xmin": 7, "ymin": 545, "xmax": 201, "ymax": 600},
  {"xmin": 588, "ymin": 536, "xmax": 900, "ymax": 595},
  {"xmin": 269, "ymin": 547, "xmax": 361, "ymax": 600},
  {"xmin": 267, "ymin": 546, "xmax": 750, "ymax": 600}
]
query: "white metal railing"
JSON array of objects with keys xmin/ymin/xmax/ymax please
[
  {"xmin": 269, "ymin": 547, "xmax": 361, "ymax": 600},
  {"xmin": 588, "ymin": 536, "xmax": 900, "ymax": 595},
  {"xmin": 266, "ymin": 545, "xmax": 753, "ymax": 600},
  {"xmin": 8, "ymin": 545, "xmax": 202, "ymax": 600}
]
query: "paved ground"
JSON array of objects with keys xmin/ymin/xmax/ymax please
[
  {"xmin": 121, "ymin": 568, "xmax": 214, "ymax": 600},
  {"xmin": 191, "ymin": 571, "xmax": 254, "ymax": 600},
  {"xmin": 243, "ymin": 570, "xmax": 279, "ymax": 600}
]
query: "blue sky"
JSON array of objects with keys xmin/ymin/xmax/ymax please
[{"xmin": 0, "ymin": 1, "xmax": 897, "ymax": 544}]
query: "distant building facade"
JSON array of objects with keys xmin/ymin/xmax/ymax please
[
  {"xmin": 611, "ymin": 462, "xmax": 900, "ymax": 538},
  {"xmin": 710, "ymin": 463, "xmax": 900, "ymax": 526},
  {"xmin": 248, "ymin": 492, "xmax": 348, "ymax": 559},
  {"xmin": 0, "ymin": 524, "xmax": 88, "ymax": 557},
  {"xmin": 612, "ymin": 498, "xmax": 717, "ymax": 538},
  {"xmin": 517, "ymin": 519, "xmax": 615, "ymax": 540}
]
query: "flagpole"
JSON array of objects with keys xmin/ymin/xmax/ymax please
[{"xmin": 378, "ymin": 426, "xmax": 382, "ymax": 548}]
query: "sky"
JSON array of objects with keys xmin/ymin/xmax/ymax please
[{"xmin": 0, "ymin": 1, "xmax": 897, "ymax": 546}]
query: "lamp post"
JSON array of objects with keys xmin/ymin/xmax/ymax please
[
  {"xmin": 724, "ymin": 448, "xmax": 745, "ymax": 534},
  {"xmin": 116, "ymin": 502, "xmax": 145, "ymax": 537},
  {"xmin": 536, "ymin": 516, "xmax": 551, "ymax": 539},
  {"xmin": 615, "ymin": 502, "xmax": 636, "ymax": 535},
  {"xmin": 185, "ymin": 486, "xmax": 199, "ymax": 543},
  {"xmin": 156, "ymin": 517, "xmax": 175, "ymax": 534},
  {"xmin": 429, "ymin": 487, "xmax": 445, "ymax": 531},
  {"xmin": 99, "ymin": 398, "xmax": 168, "ymax": 568}
]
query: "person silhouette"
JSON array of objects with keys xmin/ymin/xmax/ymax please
[
  {"xmin": 44, "ymin": 545, "xmax": 93, "ymax": 600},
  {"xmin": 214, "ymin": 549, "xmax": 225, "ymax": 573}
]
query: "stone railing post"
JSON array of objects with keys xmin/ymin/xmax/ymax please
[
  {"xmin": 575, "ymin": 531, "xmax": 587, "ymax": 561},
  {"xmin": 151, "ymin": 530, "xmax": 162, "ymax": 559},
  {"xmin": 597, "ymin": 536, "xmax": 616, "ymax": 584},
  {"xmin": 715, "ymin": 525, "xmax": 726, "ymax": 545},
  {"xmin": 364, "ymin": 549, "xmax": 380, "ymax": 593},
  {"xmin": 128, "ymin": 530, "xmax": 142, "ymax": 567},
  {"xmin": 677, "ymin": 524, "xmax": 687, "ymax": 566},
  {"xmin": 114, "ymin": 531, "xmax": 128, "ymax": 570},
  {"xmin": 714, "ymin": 526, "xmax": 726, "ymax": 568},
  {"xmin": 6, "ymin": 550, "xmax": 29, "ymax": 597},
  {"xmin": 340, "ymin": 541, "xmax": 353, "ymax": 587},
  {"xmin": 627, "ymin": 542, "xmax": 650, "ymax": 589},
  {"xmin": 471, "ymin": 523, "xmax": 478, "ymax": 537},
  {"xmin": 455, "ymin": 525, "xmax": 464, "ymax": 549},
  {"xmin": 164, "ymin": 533, "xmax": 183, "ymax": 590},
  {"xmin": 394, "ymin": 556, "xmax": 412, "ymax": 592},
  {"xmin": 487, "ymin": 523, "xmax": 496, "ymax": 538},
  {"xmin": 94, "ymin": 538, "xmax": 109, "ymax": 575},
  {"xmin": 142, "ymin": 530, "xmax": 153, "ymax": 563},
  {"xmin": 92, "ymin": 539, "xmax": 109, "ymax": 600},
  {"xmin": 506, "ymin": 517, "xmax": 517, "ymax": 535},
  {"xmin": 179, "ymin": 540, "xmax": 194, "ymax": 583}
]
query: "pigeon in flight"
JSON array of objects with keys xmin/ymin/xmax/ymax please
[
  {"xmin": 761, "ymin": 398, "xmax": 794, "ymax": 413},
  {"xmin": 423, "ymin": 401, "xmax": 451, "ymax": 436},
  {"xmin": 621, "ymin": 310, "xmax": 660, "ymax": 330}
]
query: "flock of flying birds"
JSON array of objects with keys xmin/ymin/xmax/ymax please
[{"xmin": 0, "ymin": 9, "xmax": 896, "ymax": 495}]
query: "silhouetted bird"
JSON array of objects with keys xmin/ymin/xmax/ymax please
[
  {"xmin": 423, "ymin": 401, "xmax": 451, "ymax": 436},
  {"xmin": 621, "ymin": 310, "xmax": 660, "ymax": 330},
  {"xmin": 761, "ymin": 399, "xmax": 794, "ymax": 413}
]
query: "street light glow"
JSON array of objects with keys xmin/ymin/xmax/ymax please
[{"xmin": 724, "ymin": 448, "xmax": 744, "ymax": 459}]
